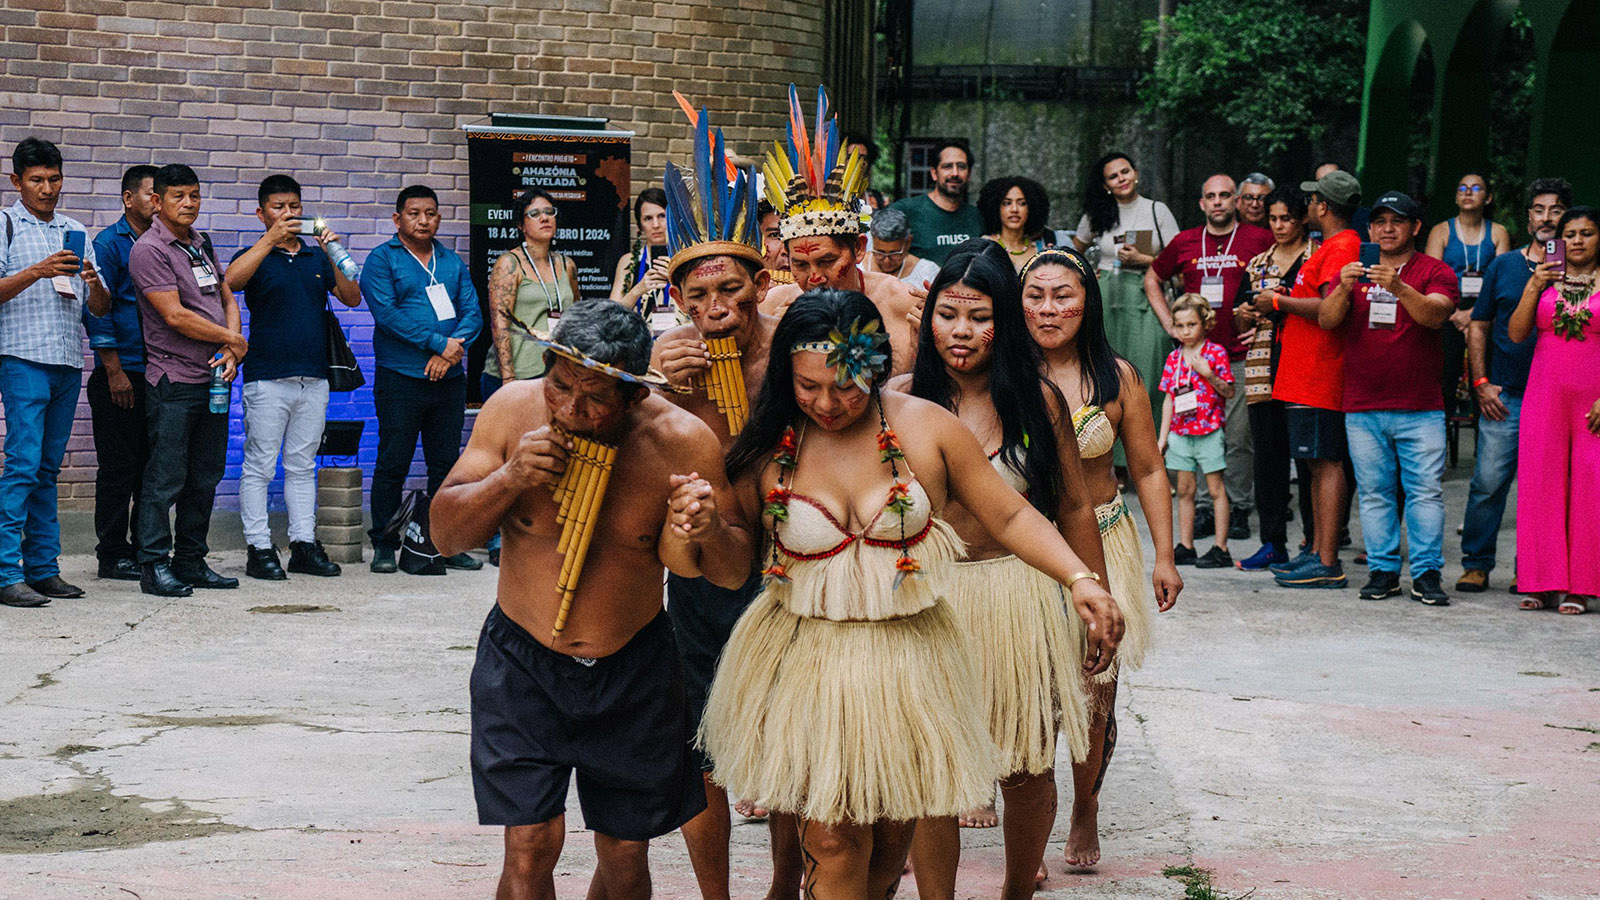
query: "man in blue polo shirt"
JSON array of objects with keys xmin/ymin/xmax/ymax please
[
  {"xmin": 86, "ymin": 164, "xmax": 158, "ymax": 582},
  {"xmin": 225, "ymin": 174, "xmax": 361, "ymax": 581},
  {"xmin": 1456, "ymin": 177, "xmax": 1569, "ymax": 594},
  {"xmin": 360, "ymin": 184, "xmax": 483, "ymax": 573}
]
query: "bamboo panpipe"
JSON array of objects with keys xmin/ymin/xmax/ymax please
[
  {"xmin": 703, "ymin": 336, "xmax": 749, "ymax": 435},
  {"xmin": 548, "ymin": 431, "xmax": 618, "ymax": 638}
]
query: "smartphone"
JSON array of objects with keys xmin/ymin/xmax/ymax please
[
  {"xmin": 1358, "ymin": 242, "xmax": 1380, "ymax": 282},
  {"xmin": 1545, "ymin": 238, "xmax": 1566, "ymax": 275},
  {"xmin": 63, "ymin": 230, "xmax": 86, "ymax": 274},
  {"xmin": 297, "ymin": 216, "xmax": 319, "ymax": 236}
]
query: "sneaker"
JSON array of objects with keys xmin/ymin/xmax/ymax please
[
  {"xmin": 370, "ymin": 547, "xmax": 398, "ymax": 574},
  {"xmin": 1410, "ymin": 570, "xmax": 1451, "ymax": 606},
  {"xmin": 1270, "ymin": 548, "xmax": 1318, "ymax": 576},
  {"xmin": 1174, "ymin": 544, "xmax": 1197, "ymax": 565},
  {"xmin": 245, "ymin": 545, "xmax": 287, "ymax": 581},
  {"xmin": 1195, "ymin": 545, "xmax": 1233, "ymax": 568},
  {"xmin": 1455, "ymin": 569, "xmax": 1488, "ymax": 593},
  {"xmin": 1239, "ymin": 542, "xmax": 1289, "ymax": 571},
  {"xmin": 1228, "ymin": 508, "xmax": 1251, "ymax": 540},
  {"xmin": 444, "ymin": 552, "xmax": 483, "ymax": 571},
  {"xmin": 1275, "ymin": 560, "xmax": 1347, "ymax": 589},
  {"xmin": 1358, "ymin": 570, "xmax": 1402, "ymax": 600},
  {"xmin": 1194, "ymin": 509, "xmax": 1215, "ymax": 538}
]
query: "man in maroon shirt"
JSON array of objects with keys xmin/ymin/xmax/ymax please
[
  {"xmin": 1317, "ymin": 191, "xmax": 1458, "ymax": 606},
  {"xmin": 1146, "ymin": 174, "xmax": 1274, "ymax": 542}
]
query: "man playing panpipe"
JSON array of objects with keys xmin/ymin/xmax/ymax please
[
  {"xmin": 432, "ymin": 299, "xmax": 753, "ymax": 900},
  {"xmin": 649, "ymin": 103, "xmax": 804, "ymax": 900}
]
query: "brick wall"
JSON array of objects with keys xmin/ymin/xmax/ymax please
[{"xmin": 0, "ymin": 0, "xmax": 826, "ymax": 511}]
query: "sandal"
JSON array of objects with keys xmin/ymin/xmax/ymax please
[
  {"xmin": 1519, "ymin": 594, "xmax": 1553, "ymax": 611},
  {"xmin": 1558, "ymin": 597, "xmax": 1589, "ymax": 616}
]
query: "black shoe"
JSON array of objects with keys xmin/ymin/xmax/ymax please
[
  {"xmin": 1174, "ymin": 544, "xmax": 1197, "ymax": 565},
  {"xmin": 27, "ymin": 575, "xmax": 84, "ymax": 598},
  {"xmin": 1410, "ymin": 570, "xmax": 1450, "ymax": 606},
  {"xmin": 288, "ymin": 540, "xmax": 341, "ymax": 577},
  {"xmin": 170, "ymin": 559, "xmax": 239, "ymax": 590},
  {"xmin": 141, "ymin": 562, "xmax": 194, "ymax": 597},
  {"xmin": 98, "ymin": 557, "xmax": 142, "ymax": 581},
  {"xmin": 1228, "ymin": 508, "xmax": 1251, "ymax": 540},
  {"xmin": 1358, "ymin": 570, "xmax": 1402, "ymax": 600},
  {"xmin": 1, "ymin": 582, "xmax": 51, "ymax": 607},
  {"xmin": 443, "ymin": 552, "xmax": 483, "ymax": 571},
  {"xmin": 488, "ymin": 546, "xmax": 500, "ymax": 567},
  {"xmin": 1194, "ymin": 509, "xmax": 1215, "ymax": 538},
  {"xmin": 370, "ymin": 547, "xmax": 398, "ymax": 574},
  {"xmin": 1194, "ymin": 545, "xmax": 1233, "ymax": 568},
  {"xmin": 246, "ymin": 546, "xmax": 287, "ymax": 581}
]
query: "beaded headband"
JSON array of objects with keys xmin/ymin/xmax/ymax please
[
  {"xmin": 789, "ymin": 317, "xmax": 888, "ymax": 391},
  {"xmin": 764, "ymin": 84, "xmax": 870, "ymax": 242},
  {"xmin": 1020, "ymin": 248, "xmax": 1090, "ymax": 282}
]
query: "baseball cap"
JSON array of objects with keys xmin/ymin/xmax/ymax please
[
  {"xmin": 1370, "ymin": 190, "xmax": 1421, "ymax": 220},
  {"xmin": 1299, "ymin": 170, "xmax": 1362, "ymax": 207}
]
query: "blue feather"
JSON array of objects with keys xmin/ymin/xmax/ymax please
[
  {"xmin": 662, "ymin": 161, "xmax": 701, "ymax": 255},
  {"xmin": 695, "ymin": 112, "xmax": 713, "ymax": 239},
  {"xmin": 742, "ymin": 167, "xmax": 758, "ymax": 245},
  {"xmin": 712, "ymin": 125, "xmax": 729, "ymax": 240}
]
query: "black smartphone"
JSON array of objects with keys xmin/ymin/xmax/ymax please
[
  {"xmin": 297, "ymin": 216, "xmax": 318, "ymax": 236},
  {"xmin": 1545, "ymin": 238, "xmax": 1566, "ymax": 275},
  {"xmin": 63, "ymin": 230, "xmax": 86, "ymax": 274},
  {"xmin": 1358, "ymin": 242, "xmax": 1379, "ymax": 282}
]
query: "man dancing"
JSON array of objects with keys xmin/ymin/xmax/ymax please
[{"xmin": 432, "ymin": 299, "xmax": 753, "ymax": 900}]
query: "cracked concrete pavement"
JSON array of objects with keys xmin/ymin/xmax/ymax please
[{"xmin": 1, "ymin": 469, "xmax": 1597, "ymax": 899}]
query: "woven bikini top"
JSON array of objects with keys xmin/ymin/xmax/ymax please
[{"xmin": 1073, "ymin": 404, "xmax": 1116, "ymax": 459}]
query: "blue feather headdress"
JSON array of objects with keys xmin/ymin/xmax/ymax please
[
  {"xmin": 662, "ymin": 104, "xmax": 765, "ymax": 282},
  {"xmin": 763, "ymin": 84, "xmax": 869, "ymax": 241}
]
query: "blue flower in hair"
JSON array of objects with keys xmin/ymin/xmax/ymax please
[{"xmin": 825, "ymin": 318, "xmax": 888, "ymax": 391}]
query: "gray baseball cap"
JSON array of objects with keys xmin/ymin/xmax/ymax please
[{"xmin": 1299, "ymin": 170, "xmax": 1362, "ymax": 206}]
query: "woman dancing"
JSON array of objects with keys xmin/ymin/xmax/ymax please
[
  {"xmin": 699, "ymin": 289, "xmax": 1123, "ymax": 900},
  {"xmin": 895, "ymin": 246, "xmax": 1110, "ymax": 899},
  {"xmin": 1020, "ymin": 247, "xmax": 1184, "ymax": 869}
]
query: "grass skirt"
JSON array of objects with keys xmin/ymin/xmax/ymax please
[
  {"xmin": 1067, "ymin": 496, "xmax": 1152, "ymax": 680},
  {"xmin": 944, "ymin": 555, "xmax": 1090, "ymax": 773},
  {"xmin": 699, "ymin": 593, "xmax": 998, "ymax": 825}
]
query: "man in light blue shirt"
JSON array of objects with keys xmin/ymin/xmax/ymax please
[
  {"xmin": 0, "ymin": 137, "xmax": 111, "ymax": 608},
  {"xmin": 359, "ymin": 184, "xmax": 483, "ymax": 573}
]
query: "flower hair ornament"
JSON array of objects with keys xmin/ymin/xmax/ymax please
[{"xmin": 790, "ymin": 317, "xmax": 889, "ymax": 391}]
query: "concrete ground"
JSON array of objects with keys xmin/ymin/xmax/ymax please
[{"xmin": 2, "ymin": 466, "xmax": 1598, "ymax": 900}]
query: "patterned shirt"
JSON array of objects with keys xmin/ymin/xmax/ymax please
[
  {"xmin": 0, "ymin": 200, "xmax": 97, "ymax": 368},
  {"xmin": 1158, "ymin": 340, "xmax": 1233, "ymax": 436}
]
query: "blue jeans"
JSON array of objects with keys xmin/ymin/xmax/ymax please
[
  {"xmin": 1345, "ymin": 410, "xmax": 1446, "ymax": 576},
  {"xmin": 0, "ymin": 357, "xmax": 82, "ymax": 586},
  {"xmin": 1460, "ymin": 393, "xmax": 1521, "ymax": 572}
]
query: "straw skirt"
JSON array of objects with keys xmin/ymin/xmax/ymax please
[{"xmin": 1064, "ymin": 495, "xmax": 1152, "ymax": 679}]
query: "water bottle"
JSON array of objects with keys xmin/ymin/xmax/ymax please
[
  {"xmin": 315, "ymin": 218, "xmax": 360, "ymax": 280},
  {"xmin": 209, "ymin": 353, "xmax": 229, "ymax": 414}
]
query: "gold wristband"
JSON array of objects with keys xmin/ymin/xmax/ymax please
[{"xmin": 1066, "ymin": 571, "xmax": 1101, "ymax": 589}]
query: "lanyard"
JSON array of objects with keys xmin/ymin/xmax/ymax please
[
  {"xmin": 1204, "ymin": 227, "xmax": 1239, "ymax": 277},
  {"xmin": 1464, "ymin": 220, "xmax": 1483, "ymax": 273},
  {"xmin": 525, "ymin": 245, "xmax": 562, "ymax": 313},
  {"xmin": 178, "ymin": 239, "xmax": 209, "ymax": 269},
  {"xmin": 403, "ymin": 242, "xmax": 439, "ymax": 285}
]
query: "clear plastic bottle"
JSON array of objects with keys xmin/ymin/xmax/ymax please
[
  {"xmin": 315, "ymin": 219, "xmax": 360, "ymax": 280},
  {"xmin": 208, "ymin": 352, "xmax": 229, "ymax": 414}
]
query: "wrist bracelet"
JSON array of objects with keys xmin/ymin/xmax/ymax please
[
  {"xmin": 1272, "ymin": 293, "xmax": 1281, "ymax": 312},
  {"xmin": 1473, "ymin": 376, "xmax": 1490, "ymax": 388},
  {"xmin": 1066, "ymin": 571, "xmax": 1101, "ymax": 589}
]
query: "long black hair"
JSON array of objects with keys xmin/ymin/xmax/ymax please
[
  {"xmin": 1083, "ymin": 151, "xmax": 1135, "ymax": 237},
  {"xmin": 725, "ymin": 289, "xmax": 889, "ymax": 478},
  {"xmin": 1022, "ymin": 247, "xmax": 1131, "ymax": 408},
  {"xmin": 910, "ymin": 247, "xmax": 1064, "ymax": 518}
]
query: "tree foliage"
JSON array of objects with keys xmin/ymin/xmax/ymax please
[{"xmin": 1140, "ymin": 0, "xmax": 1368, "ymax": 164}]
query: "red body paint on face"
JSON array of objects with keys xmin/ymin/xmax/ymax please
[
  {"xmin": 943, "ymin": 290, "xmax": 985, "ymax": 303},
  {"xmin": 980, "ymin": 326, "xmax": 995, "ymax": 348},
  {"xmin": 793, "ymin": 240, "xmax": 821, "ymax": 256}
]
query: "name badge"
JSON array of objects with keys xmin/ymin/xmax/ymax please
[
  {"xmin": 426, "ymin": 282, "xmax": 454, "ymax": 320},
  {"xmin": 650, "ymin": 309, "xmax": 679, "ymax": 334},
  {"xmin": 1460, "ymin": 270, "xmax": 1483, "ymax": 298},
  {"xmin": 1367, "ymin": 286, "xmax": 1398, "ymax": 330},
  {"xmin": 191, "ymin": 257, "xmax": 218, "ymax": 289},
  {"xmin": 52, "ymin": 275, "xmax": 76, "ymax": 299},
  {"xmin": 1200, "ymin": 274, "xmax": 1226, "ymax": 309},
  {"xmin": 1174, "ymin": 386, "xmax": 1200, "ymax": 416}
]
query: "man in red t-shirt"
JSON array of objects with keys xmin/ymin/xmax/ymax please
[
  {"xmin": 1318, "ymin": 191, "xmax": 1458, "ymax": 606},
  {"xmin": 1147, "ymin": 173, "xmax": 1274, "ymax": 541},
  {"xmin": 1269, "ymin": 170, "xmax": 1362, "ymax": 589}
]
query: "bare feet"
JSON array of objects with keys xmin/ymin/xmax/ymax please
[
  {"xmin": 1036, "ymin": 861, "xmax": 1048, "ymax": 886},
  {"xmin": 957, "ymin": 804, "xmax": 998, "ymax": 828},
  {"xmin": 1063, "ymin": 796, "xmax": 1100, "ymax": 870},
  {"xmin": 734, "ymin": 799, "xmax": 769, "ymax": 821}
]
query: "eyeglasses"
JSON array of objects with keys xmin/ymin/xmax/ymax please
[
  {"xmin": 870, "ymin": 248, "xmax": 906, "ymax": 259},
  {"xmin": 526, "ymin": 207, "xmax": 559, "ymax": 220},
  {"xmin": 1457, "ymin": 185, "xmax": 1485, "ymax": 194}
]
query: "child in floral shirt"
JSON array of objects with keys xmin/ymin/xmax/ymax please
[{"xmin": 1159, "ymin": 294, "xmax": 1236, "ymax": 568}]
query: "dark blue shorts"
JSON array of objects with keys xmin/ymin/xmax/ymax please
[
  {"xmin": 1286, "ymin": 404, "xmax": 1348, "ymax": 462},
  {"xmin": 469, "ymin": 606, "xmax": 706, "ymax": 840}
]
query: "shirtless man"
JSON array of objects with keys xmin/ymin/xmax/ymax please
[
  {"xmin": 432, "ymin": 299, "xmax": 753, "ymax": 900},
  {"xmin": 757, "ymin": 232, "xmax": 920, "ymax": 374}
]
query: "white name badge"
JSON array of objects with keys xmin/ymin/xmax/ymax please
[
  {"xmin": 52, "ymin": 275, "xmax": 76, "ymax": 298},
  {"xmin": 1367, "ymin": 286, "xmax": 1398, "ymax": 330},
  {"xmin": 1174, "ymin": 387, "xmax": 1200, "ymax": 416},
  {"xmin": 191, "ymin": 259, "xmax": 218, "ymax": 289},
  {"xmin": 426, "ymin": 282, "xmax": 454, "ymax": 320},
  {"xmin": 1200, "ymin": 275, "xmax": 1226, "ymax": 309},
  {"xmin": 650, "ymin": 309, "xmax": 679, "ymax": 334},
  {"xmin": 1460, "ymin": 271, "xmax": 1483, "ymax": 298}
]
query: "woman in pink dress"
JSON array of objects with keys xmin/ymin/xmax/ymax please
[{"xmin": 1509, "ymin": 206, "xmax": 1600, "ymax": 614}]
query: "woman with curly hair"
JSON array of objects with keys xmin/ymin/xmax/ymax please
[{"xmin": 980, "ymin": 175, "xmax": 1053, "ymax": 272}]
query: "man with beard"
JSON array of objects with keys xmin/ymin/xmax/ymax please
[
  {"xmin": 889, "ymin": 138, "xmax": 982, "ymax": 266},
  {"xmin": 1456, "ymin": 177, "xmax": 1571, "ymax": 594},
  {"xmin": 1146, "ymin": 173, "xmax": 1273, "ymax": 546}
]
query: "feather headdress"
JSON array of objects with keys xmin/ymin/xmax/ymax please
[
  {"xmin": 763, "ymin": 84, "xmax": 870, "ymax": 242},
  {"xmin": 662, "ymin": 103, "xmax": 765, "ymax": 282}
]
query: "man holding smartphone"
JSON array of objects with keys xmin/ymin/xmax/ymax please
[
  {"xmin": 0, "ymin": 137, "xmax": 111, "ymax": 608},
  {"xmin": 224, "ymin": 174, "xmax": 361, "ymax": 581}
]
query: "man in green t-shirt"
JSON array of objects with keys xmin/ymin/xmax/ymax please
[{"xmin": 888, "ymin": 138, "xmax": 982, "ymax": 265}]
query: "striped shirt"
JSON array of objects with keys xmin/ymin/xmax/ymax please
[{"xmin": 0, "ymin": 200, "xmax": 96, "ymax": 368}]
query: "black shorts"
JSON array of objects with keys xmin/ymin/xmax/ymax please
[
  {"xmin": 469, "ymin": 605, "xmax": 707, "ymax": 841},
  {"xmin": 665, "ymin": 571, "xmax": 762, "ymax": 758},
  {"xmin": 1286, "ymin": 404, "xmax": 1347, "ymax": 462}
]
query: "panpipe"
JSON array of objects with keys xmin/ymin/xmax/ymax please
[
  {"xmin": 549, "ymin": 431, "xmax": 619, "ymax": 638},
  {"xmin": 702, "ymin": 336, "xmax": 749, "ymax": 435},
  {"xmin": 767, "ymin": 267, "xmax": 795, "ymax": 285}
]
